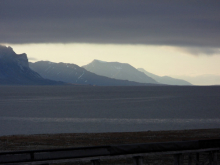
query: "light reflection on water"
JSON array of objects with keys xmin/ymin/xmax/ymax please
[
  {"xmin": 1, "ymin": 86, "xmax": 220, "ymax": 136},
  {"xmin": 1, "ymin": 117, "xmax": 220, "ymax": 124},
  {"xmin": 1, "ymin": 117, "xmax": 220, "ymax": 136}
]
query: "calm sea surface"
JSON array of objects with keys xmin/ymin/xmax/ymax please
[{"xmin": 0, "ymin": 86, "xmax": 220, "ymax": 136}]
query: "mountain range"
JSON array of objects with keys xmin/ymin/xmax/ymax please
[
  {"xmin": 29, "ymin": 61, "xmax": 156, "ymax": 86},
  {"xmin": 1, "ymin": 45, "xmax": 192, "ymax": 86},
  {"xmin": 0, "ymin": 45, "xmax": 64, "ymax": 85},
  {"xmin": 82, "ymin": 60, "xmax": 191, "ymax": 85}
]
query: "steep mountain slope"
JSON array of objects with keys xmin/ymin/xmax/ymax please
[
  {"xmin": 82, "ymin": 60, "xmax": 158, "ymax": 84},
  {"xmin": 0, "ymin": 45, "xmax": 64, "ymax": 85},
  {"xmin": 29, "ymin": 61, "xmax": 158, "ymax": 86},
  {"xmin": 137, "ymin": 68, "xmax": 192, "ymax": 85}
]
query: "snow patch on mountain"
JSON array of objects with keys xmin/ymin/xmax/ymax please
[{"xmin": 78, "ymin": 71, "xmax": 84, "ymax": 79}]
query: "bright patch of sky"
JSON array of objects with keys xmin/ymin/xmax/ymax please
[{"xmin": 10, "ymin": 43, "xmax": 220, "ymax": 78}]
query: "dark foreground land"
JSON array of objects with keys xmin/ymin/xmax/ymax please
[
  {"xmin": 0, "ymin": 129, "xmax": 220, "ymax": 165},
  {"xmin": 1, "ymin": 128, "xmax": 220, "ymax": 151}
]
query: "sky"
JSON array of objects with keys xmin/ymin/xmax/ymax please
[{"xmin": 1, "ymin": 0, "xmax": 220, "ymax": 85}]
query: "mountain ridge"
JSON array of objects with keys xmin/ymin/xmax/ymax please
[
  {"xmin": 82, "ymin": 59, "xmax": 158, "ymax": 84},
  {"xmin": 0, "ymin": 45, "xmax": 191, "ymax": 86},
  {"xmin": 0, "ymin": 45, "xmax": 64, "ymax": 85},
  {"xmin": 137, "ymin": 68, "xmax": 192, "ymax": 86},
  {"xmin": 29, "ymin": 61, "xmax": 159, "ymax": 86}
]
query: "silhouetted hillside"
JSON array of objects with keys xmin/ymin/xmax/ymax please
[{"xmin": 0, "ymin": 45, "xmax": 64, "ymax": 85}]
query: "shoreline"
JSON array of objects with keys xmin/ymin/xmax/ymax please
[{"xmin": 1, "ymin": 128, "xmax": 220, "ymax": 152}]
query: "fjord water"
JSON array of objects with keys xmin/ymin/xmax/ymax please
[{"xmin": 0, "ymin": 86, "xmax": 220, "ymax": 136}]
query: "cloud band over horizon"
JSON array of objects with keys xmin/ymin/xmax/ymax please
[{"xmin": 1, "ymin": 0, "xmax": 220, "ymax": 50}]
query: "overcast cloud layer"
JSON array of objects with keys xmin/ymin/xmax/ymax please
[{"xmin": 0, "ymin": 0, "xmax": 220, "ymax": 48}]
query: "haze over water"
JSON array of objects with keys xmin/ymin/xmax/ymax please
[{"xmin": 0, "ymin": 86, "xmax": 220, "ymax": 136}]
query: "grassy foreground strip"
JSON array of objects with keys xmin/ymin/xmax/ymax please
[{"xmin": 0, "ymin": 129, "xmax": 220, "ymax": 152}]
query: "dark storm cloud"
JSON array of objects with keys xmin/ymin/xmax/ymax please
[
  {"xmin": 0, "ymin": 0, "xmax": 220, "ymax": 48},
  {"xmin": 179, "ymin": 47, "xmax": 220, "ymax": 56}
]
